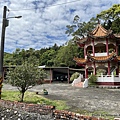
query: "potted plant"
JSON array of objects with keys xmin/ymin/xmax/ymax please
[
  {"xmin": 43, "ymin": 89, "xmax": 48, "ymax": 95},
  {"xmin": 109, "ymin": 48, "xmax": 114, "ymax": 53},
  {"xmin": 36, "ymin": 91, "xmax": 39, "ymax": 94}
]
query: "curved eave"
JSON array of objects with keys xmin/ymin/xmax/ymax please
[
  {"xmin": 114, "ymin": 34, "xmax": 120, "ymax": 41},
  {"xmin": 117, "ymin": 56, "xmax": 120, "ymax": 61},
  {"xmin": 76, "ymin": 37, "xmax": 87, "ymax": 44},
  {"xmin": 114, "ymin": 34, "xmax": 120, "ymax": 38},
  {"xmin": 73, "ymin": 57, "xmax": 87, "ymax": 64},
  {"xmin": 87, "ymin": 53, "xmax": 116, "ymax": 62}
]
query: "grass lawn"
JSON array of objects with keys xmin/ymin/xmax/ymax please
[{"xmin": 1, "ymin": 90, "xmax": 69, "ymax": 110}]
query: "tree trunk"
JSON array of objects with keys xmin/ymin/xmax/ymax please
[{"xmin": 20, "ymin": 92, "xmax": 25, "ymax": 102}]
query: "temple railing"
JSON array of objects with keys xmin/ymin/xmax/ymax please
[
  {"xmin": 91, "ymin": 52, "xmax": 107, "ymax": 56},
  {"xmin": 97, "ymin": 73, "xmax": 120, "ymax": 83}
]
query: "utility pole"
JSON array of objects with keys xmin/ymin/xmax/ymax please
[
  {"xmin": 0, "ymin": 6, "xmax": 21, "ymax": 99},
  {"xmin": 0, "ymin": 6, "xmax": 7, "ymax": 99}
]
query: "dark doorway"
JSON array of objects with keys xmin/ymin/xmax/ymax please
[{"xmin": 53, "ymin": 71, "xmax": 68, "ymax": 83}]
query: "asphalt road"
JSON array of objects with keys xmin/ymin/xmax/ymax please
[{"xmin": 2, "ymin": 83, "xmax": 120, "ymax": 117}]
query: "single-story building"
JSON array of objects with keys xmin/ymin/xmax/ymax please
[
  {"xmin": 3, "ymin": 66, "xmax": 85, "ymax": 84},
  {"xmin": 38, "ymin": 66, "xmax": 85, "ymax": 83}
]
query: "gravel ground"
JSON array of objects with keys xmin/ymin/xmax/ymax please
[{"xmin": 2, "ymin": 83, "xmax": 120, "ymax": 117}]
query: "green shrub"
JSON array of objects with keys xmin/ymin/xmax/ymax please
[
  {"xmin": 70, "ymin": 72, "xmax": 80, "ymax": 82},
  {"xmin": 88, "ymin": 74, "xmax": 97, "ymax": 85},
  {"xmin": 96, "ymin": 69, "xmax": 106, "ymax": 75}
]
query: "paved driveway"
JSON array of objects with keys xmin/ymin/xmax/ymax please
[{"xmin": 2, "ymin": 83, "xmax": 120, "ymax": 117}]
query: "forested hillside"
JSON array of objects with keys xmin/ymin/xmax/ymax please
[{"xmin": 4, "ymin": 42, "xmax": 83, "ymax": 68}]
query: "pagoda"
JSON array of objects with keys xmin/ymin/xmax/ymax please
[{"xmin": 74, "ymin": 24, "xmax": 120, "ymax": 86}]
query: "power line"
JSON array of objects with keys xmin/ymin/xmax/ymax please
[{"xmin": 9, "ymin": 0, "xmax": 81, "ymax": 11}]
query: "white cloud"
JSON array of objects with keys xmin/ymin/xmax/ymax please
[{"xmin": 0, "ymin": 0, "xmax": 120, "ymax": 53}]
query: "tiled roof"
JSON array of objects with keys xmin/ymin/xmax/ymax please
[
  {"xmin": 73, "ymin": 57, "xmax": 87, "ymax": 64},
  {"xmin": 75, "ymin": 24, "xmax": 113, "ymax": 44},
  {"xmin": 88, "ymin": 24, "xmax": 112, "ymax": 38}
]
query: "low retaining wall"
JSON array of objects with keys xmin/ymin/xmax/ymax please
[
  {"xmin": 53, "ymin": 110, "xmax": 106, "ymax": 120},
  {"xmin": 0, "ymin": 99, "xmax": 112, "ymax": 120},
  {"xmin": 0, "ymin": 99, "xmax": 55, "ymax": 114}
]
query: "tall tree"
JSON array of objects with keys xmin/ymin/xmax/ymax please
[
  {"xmin": 12, "ymin": 48, "xmax": 23, "ymax": 65},
  {"xmin": 66, "ymin": 15, "xmax": 98, "ymax": 40},
  {"xmin": 6, "ymin": 62, "xmax": 47, "ymax": 102},
  {"xmin": 97, "ymin": 4, "xmax": 120, "ymax": 21},
  {"xmin": 66, "ymin": 4, "xmax": 120, "ymax": 39},
  {"xmin": 4, "ymin": 52, "xmax": 13, "ymax": 66},
  {"xmin": 97, "ymin": 4, "xmax": 120, "ymax": 32},
  {"xmin": 111, "ymin": 18, "xmax": 120, "ymax": 33},
  {"xmin": 54, "ymin": 40, "xmax": 83, "ymax": 67}
]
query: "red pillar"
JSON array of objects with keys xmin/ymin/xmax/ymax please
[
  {"xmin": 93, "ymin": 62, "xmax": 96, "ymax": 75},
  {"xmin": 85, "ymin": 66, "xmax": 88, "ymax": 78},
  {"xmin": 116, "ymin": 42, "xmax": 118, "ymax": 55},
  {"xmin": 108, "ymin": 62, "xmax": 110, "ymax": 75},
  {"xmin": 92, "ymin": 39, "xmax": 95, "ymax": 56},
  {"xmin": 84, "ymin": 45, "xmax": 86, "ymax": 58},
  {"xmin": 106, "ymin": 38, "xmax": 109, "ymax": 56}
]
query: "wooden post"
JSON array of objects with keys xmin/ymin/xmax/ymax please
[
  {"xmin": 50, "ymin": 68, "xmax": 52, "ymax": 83},
  {"xmin": 67, "ymin": 68, "xmax": 70, "ymax": 83}
]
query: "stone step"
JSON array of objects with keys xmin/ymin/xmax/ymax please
[{"xmin": 74, "ymin": 82, "xmax": 83, "ymax": 88}]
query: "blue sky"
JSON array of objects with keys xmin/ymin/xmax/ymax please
[{"xmin": 0, "ymin": 0, "xmax": 120, "ymax": 53}]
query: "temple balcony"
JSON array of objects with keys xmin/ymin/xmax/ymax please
[{"xmin": 91, "ymin": 52, "xmax": 107, "ymax": 56}]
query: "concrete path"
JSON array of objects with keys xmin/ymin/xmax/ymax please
[{"xmin": 2, "ymin": 83, "xmax": 120, "ymax": 117}]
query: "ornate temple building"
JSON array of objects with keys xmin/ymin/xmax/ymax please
[{"xmin": 74, "ymin": 24, "xmax": 120, "ymax": 86}]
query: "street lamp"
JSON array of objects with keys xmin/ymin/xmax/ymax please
[
  {"xmin": 0, "ymin": 6, "xmax": 22, "ymax": 99},
  {"xmin": 8, "ymin": 16, "xmax": 22, "ymax": 19},
  {"xmin": 5, "ymin": 16, "xmax": 22, "ymax": 27}
]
